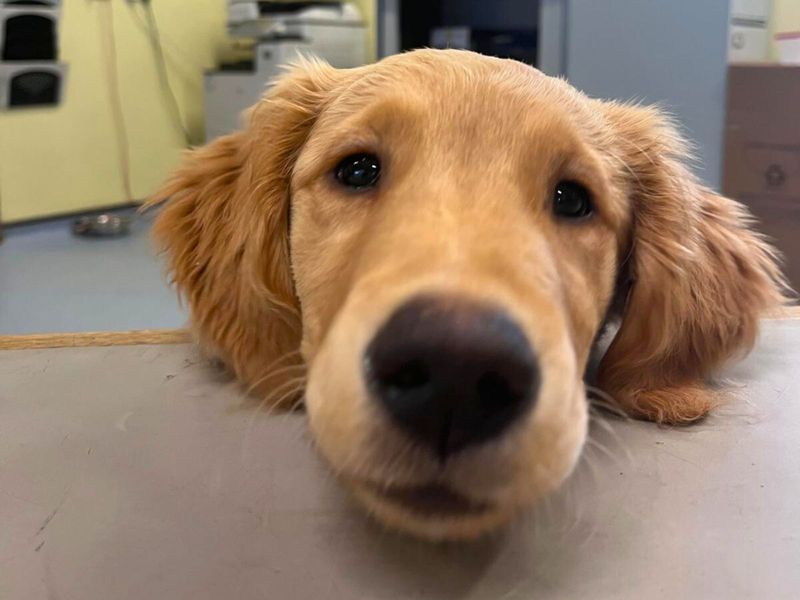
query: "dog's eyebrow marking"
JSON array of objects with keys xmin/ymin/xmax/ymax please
[{"xmin": 322, "ymin": 92, "xmax": 428, "ymax": 138}]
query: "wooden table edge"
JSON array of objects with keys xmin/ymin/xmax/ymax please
[
  {"xmin": 764, "ymin": 305, "xmax": 800, "ymax": 320},
  {"xmin": 0, "ymin": 329, "xmax": 192, "ymax": 351}
]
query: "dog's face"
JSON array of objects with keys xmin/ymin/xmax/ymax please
[
  {"xmin": 152, "ymin": 50, "xmax": 784, "ymax": 540},
  {"xmin": 291, "ymin": 56, "xmax": 626, "ymax": 538}
]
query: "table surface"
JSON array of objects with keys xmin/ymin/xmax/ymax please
[{"xmin": 1, "ymin": 320, "xmax": 799, "ymax": 600}]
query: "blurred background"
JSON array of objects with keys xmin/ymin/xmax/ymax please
[{"xmin": 0, "ymin": 0, "xmax": 797, "ymax": 335}]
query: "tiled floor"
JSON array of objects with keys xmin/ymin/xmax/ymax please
[{"xmin": 0, "ymin": 209, "xmax": 185, "ymax": 335}]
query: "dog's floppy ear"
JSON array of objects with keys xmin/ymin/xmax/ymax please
[
  {"xmin": 597, "ymin": 102, "xmax": 789, "ymax": 424},
  {"xmin": 147, "ymin": 59, "xmax": 345, "ymax": 399}
]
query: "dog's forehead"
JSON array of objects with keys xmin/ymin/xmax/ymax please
[
  {"xmin": 331, "ymin": 52, "xmax": 579, "ymax": 119},
  {"xmin": 351, "ymin": 49, "xmax": 550, "ymax": 91},
  {"xmin": 312, "ymin": 53, "xmax": 594, "ymax": 153}
]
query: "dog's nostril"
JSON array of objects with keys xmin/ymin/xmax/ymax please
[
  {"xmin": 476, "ymin": 372, "xmax": 517, "ymax": 410},
  {"xmin": 384, "ymin": 360, "xmax": 431, "ymax": 392},
  {"xmin": 366, "ymin": 295, "xmax": 540, "ymax": 458}
]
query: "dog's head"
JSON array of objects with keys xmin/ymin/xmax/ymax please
[{"xmin": 151, "ymin": 50, "xmax": 786, "ymax": 540}]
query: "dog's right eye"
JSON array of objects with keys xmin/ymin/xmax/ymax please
[
  {"xmin": 553, "ymin": 181, "xmax": 594, "ymax": 220},
  {"xmin": 334, "ymin": 153, "xmax": 381, "ymax": 190}
]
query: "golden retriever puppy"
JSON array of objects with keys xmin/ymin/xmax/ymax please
[{"xmin": 149, "ymin": 50, "xmax": 787, "ymax": 540}]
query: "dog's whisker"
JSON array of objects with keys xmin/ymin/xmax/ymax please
[
  {"xmin": 536, "ymin": 488, "xmax": 561, "ymax": 543},
  {"xmin": 379, "ymin": 441, "xmax": 420, "ymax": 487},
  {"xmin": 240, "ymin": 375, "xmax": 307, "ymax": 463},
  {"xmin": 287, "ymin": 395, "xmax": 306, "ymax": 412},
  {"xmin": 587, "ymin": 408, "xmax": 635, "ymax": 468},
  {"xmin": 586, "ymin": 395, "xmax": 620, "ymax": 411},
  {"xmin": 589, "ymin": 415, "xmax": 629, "ymax": 455},
  {"xmin": 585, "ymin": 385, "xmax": 630, "ymax": 420},
  {"xmin": 250, "ymin": 347, "xmax": 302, "ymax": 376},
  {"xmin": 243, "ymin": 361, "xmax": 306, "ymax": 398},
  {"xmin": 237, "ymin": 379, "xmax": 303, "ymax": 429},
  {"xmin": 584, "ymin": 436, "xmax": 617, "ymax": 465},
  {"xmin": 264, "ymin": 384, "xmax": 308, "ymax": 440},
  {"xmin": 555, "ymin": 442, "xmax": 605, "ymax": 547},
  {"xmin": 241, "ymin": 368, "xmax": 307, "ymax": 420},
  {"xmin": 560, "ymin": 459, "xmax": 590, "ymax": 541},
  {"xmin": 548, "ymin": 406, "xmax": 632, "ymax": 546},
  {"xmin": 574, "ymin": 452, "xmax": 603, "ymax": 546},
  {"xmin": 586, "ymin": 396, "xmax": 626, "ymax": 418},
  {"xmin": 241, "ymin": 370, "xmax": 306, "ymax": 424},
  {"xmin": 236, "ymin": 349, "xmax": 304, "ymax": 395},
  {"xmin": 585, "ymin": 388, "xmax": 621, "ymax": 409},
  {"xmin": 258, "ymin": 376, "xmax": 307, "ymax": 414},
  {"xmin": 267, "ymin": 384, "xmax": 307, "ymax": 418}
]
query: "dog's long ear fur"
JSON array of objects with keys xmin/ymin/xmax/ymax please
[
  {"xmin": 147, "ymin": 59, "xmax": 345, "ymax": 400},
  {"xmin": 598, "ymin": 102, "xmax": 789, "ymax": 424}
]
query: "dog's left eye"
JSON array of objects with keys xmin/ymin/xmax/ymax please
[
  {"xmin": 553, "ymin": 181, "xmax": 594, "ymax": 219},
  {"xmin": 334, "ymin": 153, "xmax": 381, "ymax": 190}
]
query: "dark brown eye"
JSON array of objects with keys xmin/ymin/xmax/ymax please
[
  {"xmin": 334, "ymin": 153, "xmax": 380, "ymax": 190},
  {"xmin": 553, "ymin": 181, "xmax": 593, "ymax": 219}
]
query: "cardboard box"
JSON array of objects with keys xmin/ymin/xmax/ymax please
[{"xmin": 723, "ymin": 64, "xmax": 800, "ymax": 291}]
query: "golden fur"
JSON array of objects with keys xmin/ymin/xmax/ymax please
[{"xmin": 148, "ymin": 50, "xmax": 788, "ymax": 540}]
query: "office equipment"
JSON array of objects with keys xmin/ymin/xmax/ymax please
[{"xmin": 205, "ymin": 1, "xmax": 366, "ymax": 140}]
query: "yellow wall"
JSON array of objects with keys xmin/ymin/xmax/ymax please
[
  {"xmin": 0, "ymin": 0, "xmax": 228, "ymax": 223},
  {"xmin": 0, "ymin": 0, "xmax": 376, "ymax": 223},
  {"xmin": 770, "ymin": 0, "xmax": 800, "ymax": 59}
]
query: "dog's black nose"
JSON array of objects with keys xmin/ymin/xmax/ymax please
[{"xmin": 365, "ymin": 296, "xmax": 539, "ymax": 459}]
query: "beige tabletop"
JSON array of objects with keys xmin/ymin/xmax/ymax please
[{"xmin": 1, "ymin": 319, "xmax": 799, "ymax": 599}]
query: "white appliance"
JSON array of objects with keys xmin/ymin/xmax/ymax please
[
  {"xmin": 204, "ymin": 1, "xmax": 366, "ymax": 141},
  {"xmin": 728, "ymin": 0, "xmax": 772, "ymax": 63}
]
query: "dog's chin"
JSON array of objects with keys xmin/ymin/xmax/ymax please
[{"xmin": 349, "ymin": 480, "xmax": 519, "ymax": 541}]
